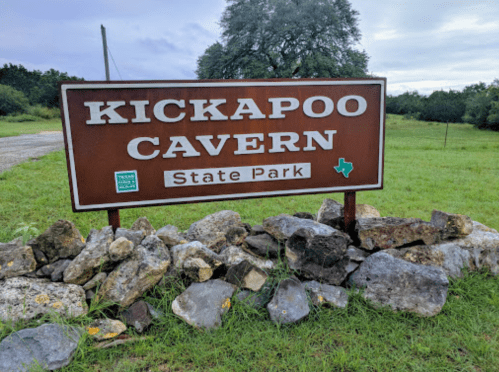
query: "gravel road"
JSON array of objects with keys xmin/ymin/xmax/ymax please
[{"xmin": 0, "ymin": 132, "xmax": 65, "ymax": 173}]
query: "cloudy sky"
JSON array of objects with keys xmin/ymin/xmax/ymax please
[{"xmin": 1, "ymin": 0, "xmax": 498, "ymax": 96}]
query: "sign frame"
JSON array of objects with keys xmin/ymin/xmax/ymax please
[{"xmin": 59, "ymin": 78, "xmax": 386, "ymax": 213}]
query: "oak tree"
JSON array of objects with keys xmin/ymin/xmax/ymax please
[{"xmin": 196, "ymin": 0, "xmax": 369, "ymax": 79}]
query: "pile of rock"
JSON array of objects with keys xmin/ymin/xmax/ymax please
[{"xmin": 1, "ymin": 201, "xmax": 499, "ymax": 370}]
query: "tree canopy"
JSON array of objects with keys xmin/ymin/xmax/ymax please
[
  {"xmin": 0, "ymin": 63, "xmax": 83, "ymax": 108},
  {"xmin": 196, "ymin": 0, "xmax": 369, "ymax": 79}
]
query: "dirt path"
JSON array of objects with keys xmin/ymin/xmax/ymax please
[{"xmin": 0, "ymin": 132, "xmax": 64, "ymax": 173}]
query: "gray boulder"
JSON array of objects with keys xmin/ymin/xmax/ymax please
[
  {"xmin": 250, "ymin": 225, "xmax": 266, "ymax": 236},
  {"xmin": 171, "ymin": 241, "xmax": 223, "ymax": 282},
  {"xmin": 385, "ymin": 243, "xmax": 471, "ymax": 278},
  {"xmin": 346, "ymin": 246, "xmax": 370, "ymax": 262},
  {"xmin": 225, "ymin": 260, "xmax": 268, "ymax": 292},
  {"xmin": 121, "ymin": 300, "xmax": 154, "ymax": 333},
  {"xmin": 285, "ymin": 228, "xmax": 351, "ymax": 285},
  {"xmin": 96, "ymin": 235, "xmax": 170, "ymax": 307},
  {"xmin": 350, "ymin": 252, "xmax": 448, "ymax": 317},
  {"xmin": 225, "ymin": 226, "xmax": 248, "ymax": 246},
  {"xmin": 0, "ymin": 244, "xmax": 36, "ymax": 279},
  {"xmin": 452, "ymin": 223, "xmax": 499, "ymax": 275},
  {"xmin": 355, "ymin": 217, "xmax": 441, "ymax": 250},
  {"xmin": 172, "ymin": 279, "xmax": 237, "ymax": 329},
  {"xmin": 115, "ymin": 228, "xmax": 145, "ymax": 248},
  {"xmin": 317, "ymin": 199, "xmax": 344, "ymax": 229},
  {"xmin": 0, "ymin": 323, "xmax": 82, "ymax": 372},
  {"xmin": 303, "ymin": 280, "xmax": 348, "ymax": 308},
  {"xmin": 29, "ymin": 220, "xmax": 85, "ymax": 263},
  {"xmin": 156, "ymin": 225, "xmax": 185, "ymax": 247},
  {"xmin": 243, "ymin": 233, "xmax": 282, "ymax": 259},
  {"xmin": 186, "ymin": 210, "xmax": 242, "ymax": 251},
  {"xmin": 220, "ymin": 246, "xmax": 275, "ymax": 271},
  {"xmin": 267, "ymin": 277, "xmax": 310, "ymax": 324},
  {"xmin": 63, "ymin": 226, "xmax": 114, "ymax": 285},
  {"xmin": 263, "ymin": 214, "xmax": 336, "ymax": 241},
  {"xmin": 0, "ymin": 277, "xmax": 87, "ymax": 322},
  {"xmin": 50, "ymin": 259, "xmax": 72, "ymax": 282}
]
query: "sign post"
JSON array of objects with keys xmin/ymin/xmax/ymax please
[{"xmin": 59, "ymin": 78, "xmax": 385, "ymax": 235}]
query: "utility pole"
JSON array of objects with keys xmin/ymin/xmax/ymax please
[
  {"xmin": 101, "ymin": 24, "xmax": 120, "ymax": 230},
  {"xmin": 101, "ymin": 25, "xmax": 110, "ymax": 81}
]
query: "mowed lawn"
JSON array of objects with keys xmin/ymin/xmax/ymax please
[{"xmin": 0, "ymin": 114, "xmax": 499, "ymax": 371}]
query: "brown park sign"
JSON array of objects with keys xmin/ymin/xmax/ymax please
[{"xmin": 59, "ymin": 78, "xmax": 386, "ymax": 212}]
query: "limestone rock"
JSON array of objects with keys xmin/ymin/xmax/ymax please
[
  {"xmin": 243, "ymin": 233, "xmax": 282, "ymax": 259},
  {"xmin": 267, "ymin": 277, "xmax": 310, "ymax": 324},
  {"xmin": 452, "ymin": 224, "xmax": 499, "ymax": 275},
  {"xmin": 250, "ymin": 225, "xmax": 266, "ymax": 236},
  {"xmin": 83, "ymin": 272, "xmax": 108, "ymax": 290},
  {"xmin": 317, "ymin": 199, "xmax": 381, "ymax": 229},
  {"xmin": 263, "ymin": 214, "xmax": 336, "ymax": 241},
  {"xmin": 225, "ymin": 226, "xmax": 248, "ymax": 246},
  {"xmin": 285, "ymin": 228, "xmax": 351, "ymax": 285},
  {"xmin": 385, "ymin": 243, "xmax": 471, "ymax": 278},
  {"xmin": 156, "ymin": 225, "xmax": 185, "ymax": 247},
  {"xmin": 220, "ymin": 246, "xmax": 275, "ymax": 271},
  {"xmin": 186, "ymin": 210, "xmax": 242, "ymax": 250},
  {"xmin": 86, "ymin": 289, "xmax": 95, "ymax": 301},
  {"xmin": 171, "ymin": 241, "xmax": 223, "ymax": 282},
  {"xmin": 63, "ymin": 226, "xmax": 114, "ymax": 285},
  {"xmin": 0, "ymin": 323, "xmax": 82, "ymax": 372},
  {"xmin": 293, "ymin": 212, "xmax": 315, "ymax": 220},
  {"xmin": 121, "ymin": 300, "xmax": 153, "ymax": 333},
  {"xmin": 115, "ymin": 228, "xmax": 145, "ymax": 248},
  {"xmin": 29, "ymin": 220, "xmax": 85, "ymax": 263},
  {"xmin": 96, "ymin": 235, "xmax": 170, "ymax": 307},
  {"xmin": 431, "ymin": 210, "xmax": 473, "ymax": 238},
  {"xmin": 0, "ymin": 277, "xmax": 87, "ymax": 322},
  {"xmin": 472, "ymin": 221, "xmax": 498, "ymax": 234},
  {"xmin": 303, "ymin": 280, "xmax": 348, "ymax": 308},
  {"xmin": 31, "ymin": 247, "xmax": 48, "ymax": 268},
  {"xmin": 7, "ymin": 237, "xmax": 23, "ymax": 247},
  {"xmin": 225, "ymin": 260, "xmax": 268, "ymax": 292},
  {"xmin": 87, "ymin": 319, "xmax": 126, "ymax": 340},
  {"xmin": 345, "ymin": 261, "xmax": 359, "ymax": 275},
  {"xmin": 131, "ymin": 217, "xmax": 156, "ymax": 236},
  {"xmin": 356, "ymin": 217, "xmax": 441, "ymax": 250},
  {"xmin": 356, "ymin": 204, "xmax": 381, "ymax": 218},
  {"xmin": 350, "ymin": 252, "xmax": 448, "ymax": 316},
  {"xmin": 346, "ymin": 246, "xmax": 370, "ymax": 262},
  {"xmin": 0, "ymin": 244, "xmax": 36, "ymax": 279},
  {"xmin": 317, "ymin": 199, "xmax": 344, "ymax": 229},
  {"xmin": 50, "ymin": 259, "xmax": 72, "ymax": 282},
  {"xmin": 172, "ymin": 279, "xmax": 236, "ymax": 329},
  {"xmin": 109, "ymin": 237, "xmax": 134, "ymax": 261}
]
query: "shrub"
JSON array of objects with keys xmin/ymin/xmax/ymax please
[
  {"xmin": 0, "ymin": 84, "xmax": 29, "ymax": 116},
  {"xmin": 2, "ymin": 113, "xmax": 38, "ymax": 122},
  {"xmin": 27, "ymin": 104, "xmax": 60, "ymax": 119}
]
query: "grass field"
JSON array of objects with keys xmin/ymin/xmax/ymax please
[
  {"xmin": 1, "ymin": 114, "xmax": 499, "ymax": 371},
  {"xmin": 0, "ymin": 118, "xmax": 62, "ymax": 138}
]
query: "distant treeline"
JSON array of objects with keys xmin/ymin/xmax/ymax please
[
  {"xmin": 0, "ymin": 63, "xmax": 83, "ymax": 117},
  {"xmin": 386, "ymin": 80, "xmax": 499, "ymax": 131}
]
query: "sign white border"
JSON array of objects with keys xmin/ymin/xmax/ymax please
[{"xmin": 61, "ymin": 80, "xmax": 385, "ymax": 210}]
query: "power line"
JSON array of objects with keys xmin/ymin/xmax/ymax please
[{"xmin": 107, "ymin": 46, "xmax": 123, "ymax": 80}]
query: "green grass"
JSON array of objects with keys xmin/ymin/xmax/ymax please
[
  {"xmin": 0, "ymin": 118, "xmax": 62, "ymax": 137},
  {"xmin": 1, "ymin": 114, "xmax": 499, "ymax": 371}
]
